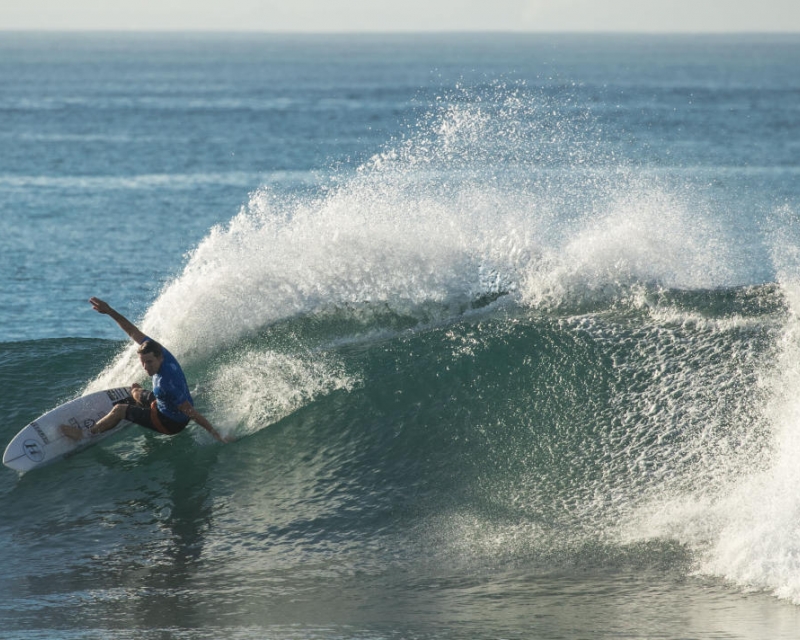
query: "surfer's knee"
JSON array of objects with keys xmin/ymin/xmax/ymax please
[{"xmin": 109, "ymin": 403, "xmax": 128, "ymax": 420}]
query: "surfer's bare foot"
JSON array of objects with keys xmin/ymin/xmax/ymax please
[{"xmin": 59, "ymin": 424, "xmax": 85, "ymax": 441}]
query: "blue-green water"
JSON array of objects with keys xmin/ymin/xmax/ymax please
[{"xmin": 2, "ymin": 33, "xmax": 800, "ymax": 638}]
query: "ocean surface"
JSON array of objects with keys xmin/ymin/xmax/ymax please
[{"xmin": 2, "ymin": 32, "xmax": 800, "ymax": 639}]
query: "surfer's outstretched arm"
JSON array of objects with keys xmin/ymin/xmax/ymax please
[
  {"xmin": 177, "ymin": 401, "xmax": 233, "ymax": 443},
  {"xmin": 89, "ymin": 297, "xmax": 147, "ymax": 345}
]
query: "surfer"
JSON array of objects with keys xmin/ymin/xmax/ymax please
[{"xmin": 60, "ymin": 297, "xmax": 231, "ymax": 443}]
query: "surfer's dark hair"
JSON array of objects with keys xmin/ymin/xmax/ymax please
[{"xmin": 137, "ymin": 340, "xmax": 163, "ymax": 358}]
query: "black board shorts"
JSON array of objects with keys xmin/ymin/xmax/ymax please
[{"xmin": 117, "ymin": 391, "xmax": 189, "ymax": 435}]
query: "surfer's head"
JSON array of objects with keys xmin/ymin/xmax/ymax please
[{"xmin": 137, "ymin": 340, "xmax": 164, "ymax": 376}]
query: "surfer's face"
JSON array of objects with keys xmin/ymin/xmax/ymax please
[{"xmin": 139, "ymin": 352, "xmax": 163, "ymax": 377}]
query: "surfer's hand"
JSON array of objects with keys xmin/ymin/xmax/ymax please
[{"xmin": 89, "ymin": 297, "xmax": 112, "ymax": 314}]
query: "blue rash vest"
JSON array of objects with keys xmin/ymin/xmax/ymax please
[{"xmin": 147, "ymin": 339, "xmax": 192, "ymax": 424}]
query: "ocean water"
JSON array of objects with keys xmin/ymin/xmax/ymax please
[{"xmin": 2, "ymin": 32, "xmax": 800, "ymax": 639}]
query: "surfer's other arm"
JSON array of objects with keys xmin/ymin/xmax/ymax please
[
  {"xmin": 89, "ymin": 297, "xmax": 147, "ymax": 344},
  {"xmin": 177, "ymin": 401, "xmax": 232, "ymax": 443}
]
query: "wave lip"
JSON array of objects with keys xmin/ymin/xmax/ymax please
[{"xmin": 113, "ymin": 86, "xmax": 741, "ymax": 363}]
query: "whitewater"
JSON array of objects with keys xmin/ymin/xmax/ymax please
[{"xmin": 2, "ymin": 33, "xmax": 800, "ymax": 639}]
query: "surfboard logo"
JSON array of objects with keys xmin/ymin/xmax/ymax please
[
  {"xmin": 23, "ymin": 439, "xmax": 45, "ymax": 462},
  {"xmin": 106, "ymin": 387, "xmax": 131, "ymax": 403},
  {"xmin": 31, "ymin": 421, "xmax": 50, "ymax": 444}
]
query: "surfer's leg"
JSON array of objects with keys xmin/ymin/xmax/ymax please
[
  {"xmin": 131, "ymin": 386, "xmax": 155, "ymax": 407},
  {"xmin": 89, "ymin": 403, "xmax": 128, "ymax": 434},
  {"xmin": 59, "ymin": 404, "xmax": 128, "ymax": 441}
]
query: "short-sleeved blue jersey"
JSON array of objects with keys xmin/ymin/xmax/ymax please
[{"xmin": 147, "ymin": 339, "xmax": 192, "ymax": 424}]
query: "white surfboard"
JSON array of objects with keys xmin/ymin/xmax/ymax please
[{"xmin": 3, "ymin": 387, "xmax": 133, "ymax": 472}]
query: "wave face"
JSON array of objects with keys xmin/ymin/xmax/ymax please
[
  {"xmin": 3, "ymin": 75, "xmax": 800, "ymax": 636},
  {"xmin": 67, "ymin": 86, "xmax": 800, "ymax": 604}
]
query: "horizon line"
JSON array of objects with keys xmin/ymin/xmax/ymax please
[{"xmin": 2, "ymin": 28, "xmax": 799, "ymax": 35}]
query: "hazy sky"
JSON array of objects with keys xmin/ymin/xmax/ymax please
[{"xmin": 2, "ymin": 0, "xmax": 799, "ymax": 33}]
